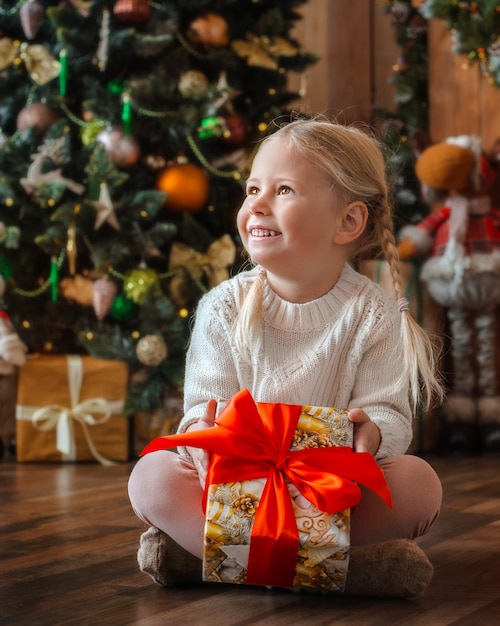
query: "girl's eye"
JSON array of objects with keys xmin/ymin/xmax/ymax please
[
  {"xmin": 246, "ymin": 186, "xmax": 259, "ymax": 196},
  {"xmin": 278, "ymin": 186, "xmax": 292, "ymax": 195}
]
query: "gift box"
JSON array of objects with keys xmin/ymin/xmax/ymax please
[
  {"xmin": 141, "ymin": 389, "xmax": 391, "ymax": 592},
  {"xmin": 16, "ymin": 354, "xmax": 129, "ymax": 464},
  {"xmin": 203, "ymin": 402, "xmax": 354, "ymax": 591}
]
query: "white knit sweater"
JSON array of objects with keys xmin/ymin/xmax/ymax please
[{"xmin": 179, "ymin": 263, "xmax": 413, "ymax": 459}]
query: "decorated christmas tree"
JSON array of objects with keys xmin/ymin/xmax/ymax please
[{"xmin": 0, "ymin": 0, "xmax": 315, "ymax": 417}]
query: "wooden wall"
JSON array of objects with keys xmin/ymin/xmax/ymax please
[
  {"xmin": 428, "ymin": 19, "xmax": 500, "ymax": 153},
  {"xmin": 293, "ymin": 1, "xmax": 500, "ymax": 153},
  {"xmin": 292, "ymin": 0, "xmax": 398, "ymax": 122}
]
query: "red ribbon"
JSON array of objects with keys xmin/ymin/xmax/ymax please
[{"xmin": 141, "ymin": 389, "xmax": 392, "ymax": 587}]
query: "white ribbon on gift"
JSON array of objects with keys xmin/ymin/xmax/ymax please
[{"xmin": 16, "ymin": 355, "xmax": 124, "ymax": 466}]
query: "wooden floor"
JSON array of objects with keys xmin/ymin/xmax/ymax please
[{"xmin": 1, "ymin": 454, "xmax": 500, "ymax": 626}]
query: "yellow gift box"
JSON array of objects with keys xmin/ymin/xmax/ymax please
[
  {"xmin": 16, "ymin": 354, "xmax": 129, "ymax": 464},
  {"xmin": 203, "ymin": 404, "xmax": 354, "ymax": 592},
  {"xmin": 141, "ymin": 389, "xmax": 391, "ymax": 591}
]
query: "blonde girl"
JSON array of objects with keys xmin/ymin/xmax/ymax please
[{"xmin": 128, "ymin": 117, "xmax": 443, "ymax": 597}]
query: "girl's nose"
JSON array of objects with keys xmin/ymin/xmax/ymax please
[{"xmin": 249, "ymin": 193, "xmax": 270, "ymax": 215}]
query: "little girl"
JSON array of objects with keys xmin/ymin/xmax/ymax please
[{"xmin": 128, "ymin": 117, "xmax": 444, "ymax": 597}]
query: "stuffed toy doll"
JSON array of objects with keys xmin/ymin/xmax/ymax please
[
  {"xmin": 398, "ymin": 136, "xmax": 500, "ymax": 454},
  {"xmin": 0, "ymin": 309, "xmax": 27, "ymax": 375}
]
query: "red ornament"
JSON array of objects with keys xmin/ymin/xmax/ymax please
[
  {"xmin": 113, "ymin": 0, "xmax": 151, "ymax": 25},
  {"xmin": 20, "ymin": 0, "xmax": 44, "ymax": 40},
  {"xmin": 223, "ymin": 114, "xmax": 248, "ymax": 145},
  {"xmin": 156, "ymin": 162, "xmax": 210, "ymax": 213}
]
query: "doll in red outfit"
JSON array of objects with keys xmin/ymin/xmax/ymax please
[{"xmin": 398, "ymin": 136, "xmax": 500, "ymax": 454}]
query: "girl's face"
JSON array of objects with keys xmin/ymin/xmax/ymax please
[{"xmin": 237, "ymin": 137, "xmax": 360, "ymax": 299}]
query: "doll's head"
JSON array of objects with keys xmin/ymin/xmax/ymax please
[{"xmin": 415, "ymin": 135, "xmax": 496, "ymax": 203}]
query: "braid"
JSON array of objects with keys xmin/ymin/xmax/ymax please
[
  {"xmin": 376, "ymin": 199, "xmax": 444, "ymax": 411},
  {"xmin": 233, "ymin": 268, "xmax": 265, "ymax": 361},
  {"xmin": 377, "ymin": 203, "xmax": 403, "ymax": 300}
]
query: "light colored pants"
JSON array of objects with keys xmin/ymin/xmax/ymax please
[{"xmin": 128, "ymin": 451, "xmax": 442, "ymax": 559}]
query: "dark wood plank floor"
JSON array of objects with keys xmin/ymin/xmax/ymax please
[{"xmin": 1, "ymin": 454, "xmax": 500, "ymax": 626}]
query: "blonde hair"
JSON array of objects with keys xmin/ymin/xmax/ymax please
[{"xmin": 234, "ymin": 117, "xmax": 443, "ymax": 411}]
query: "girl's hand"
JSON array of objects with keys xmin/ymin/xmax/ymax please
[
  {"xmin": 186, "ymin": 399, "xmax": 217, "ymax": 489},
  {"xmin": 348, "ymin": 408, "xmax": 381, "ymax": 456}
]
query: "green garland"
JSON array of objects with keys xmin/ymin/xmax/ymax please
[{"xmin": 418, "ymin": 0, "xmax": 500, "ymax": 87}]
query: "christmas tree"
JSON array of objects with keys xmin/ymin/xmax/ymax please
[{"xmin": 0, "ymin": 0, "xmax": 315, "ymax": 417}]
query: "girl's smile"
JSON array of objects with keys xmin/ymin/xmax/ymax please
[{"xmin": 248, "ymin": 228, "xmax": 281, "ymax": 238}]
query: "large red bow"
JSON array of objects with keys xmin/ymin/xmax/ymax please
[{"xmin": 141, "ymin": 389, "xmax": 392, "ymax": 587}]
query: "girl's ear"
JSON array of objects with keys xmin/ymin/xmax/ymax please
[{"xmin": 333, "ymin": 201, "xmax": 368, "ymax": 244}]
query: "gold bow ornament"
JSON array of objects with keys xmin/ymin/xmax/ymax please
[
  {"xmin": 231, "ymin": 34, "xmax": 299, "ymax": 70},
  {"xmin": 16, "ymin": 355, "xmax": 124, "ymax": 465},
  {"xmin": 169, "ymin": 233, "xmax": 236, "ymax": 287},
  {"xmin": 0, "ymin": 38, "xmax": 61, "ymax": 85}
]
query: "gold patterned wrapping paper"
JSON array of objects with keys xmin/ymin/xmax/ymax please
[
  {"xmin": 16, "ymin": 354, "xmax": 129, "ymax": 463},
  {"xmin": 203, "ymin": 405, "xmax": 354, "ymax": 591}
]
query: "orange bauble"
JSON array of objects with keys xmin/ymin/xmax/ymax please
[
  {"xmin": 187, "ymin": 13, "xmax": 230, "ymax": 49},
  {"xmin": 156, "ymin": 163, "xmax": 210, "ymax": 213}
]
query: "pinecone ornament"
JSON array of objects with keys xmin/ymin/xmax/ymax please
[
  {"xmin": 92, "ymin": 278, "xmax": 118, "ymax": 320},
  {"xmin": 20, "ymin": 0, "xmax": 44, "ymax": 40}
]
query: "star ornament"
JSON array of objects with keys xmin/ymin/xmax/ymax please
[
  {"xmin": 93, "ymin": 182, "xmax": 120, "ymax": 230},
  {"xmin": 209, "ymin": 71, "xmax": 242, "ymax": 114}
]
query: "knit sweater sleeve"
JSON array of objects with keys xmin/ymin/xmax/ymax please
[
  {"xmin": 347, "ymin": 287, "xmax": 413, "ymax": 459},
  {"xmin": 177, "ymin": 276, "xmax": 245, "ymax": 435}
]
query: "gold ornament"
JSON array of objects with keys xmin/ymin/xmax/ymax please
[
  {"xmin": 0, "ymin": 38, "xmax": 60, "ymax": 85},
  {"xmin": 80, "ymin": 121, "xmax": 106, "ymax": 147},
  {"xmin": 60, "ymin": 274, "xmax": 94, "ymax": 305},
  {"xmin": 178, "ymin": 70, "xmax": 209, "ymax": 97},
  {"xmin": 231, "ymin": 35, "xmax": 299, "ymax": 70},
  {"xmin": 123, "ymin": 267, "xmax": 160, "ymax": 304},
  {"xmin": 136, "ymin": 334, "xmax": 168, "ymax": 366},
  {"xmin": 66, "ymin": 220, "xmax": 77, "ymax": 275},
  {"xmin": 169, "ymin": 234, "xmax": 236, "ymax": 288}
]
